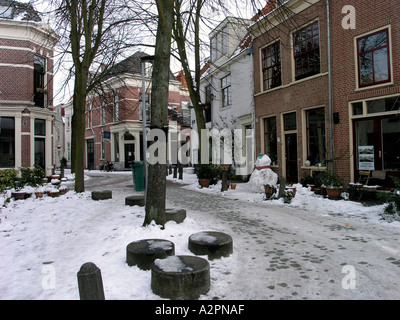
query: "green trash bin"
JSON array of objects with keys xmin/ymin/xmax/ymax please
[{"xmin": 131, "ymin": 161, "xmax": 145, "ymax": 192}]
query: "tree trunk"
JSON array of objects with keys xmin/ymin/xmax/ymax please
[
  {"xmin": 143, "ymin": 0, "xmax": 174, "ymax": 228},
  {"xmin": 72, "ymin": 70, "xmax": 88, "ymax": 193}
]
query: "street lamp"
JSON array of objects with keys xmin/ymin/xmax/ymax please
[{"xmin": 140, "ymin": 55, "xmax": 155, "ymax": 205}]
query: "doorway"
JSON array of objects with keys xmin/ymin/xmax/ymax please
[
  {"xmin": 86, "ymin": 139, "xmax": 95, "ymax": 170},
  {"xmin": 285, "ymin": 133, "xmax": 298, "ymax": 183},
  {"xmin": 125, "ymin": 144, "xmax": 135, "ymax": 169}
]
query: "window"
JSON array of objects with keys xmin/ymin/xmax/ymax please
[
  {"xmin": 0, "ymin": 117, "xmax": 15, "ymax": 167},
  {"xmin": 293, "ymin": 21, "xmax": 320, "ymax": 81},
  {"xmin": 306, "ymin": 108, "xmax": 326, "ymax": 166},
  {"xmin": 114, "ymin": 133, "xmax": 120, "ymax": 162},
  {"xmin": 264, "ymin": 117, "xmax": 277, "ymax": 165},
  {"xmin": 221, "ymin": 75, "xmax": 232, "ymax": 108},
  {"xmin": 367, "ymin": 96, "xmax": 399, "ymax": 114},
  {"xmin": 114, "ymin": 95, "xmax": 119, "ymax": 122},
  {"xmin": 204, "ymin": 85, "xmax": 212, "ymax": 123},
  {"xmin": 101, "ymin": 100, "xmax": 106, "ymax": 125},
  {"xmin": 262, "ymin": 41, "xmax": 282, "ymax": 90},
  {"xmin": 357, "ymin": 29, "xmax": 390, "ymax": 87},
  {"xmin": 34, "ymin": 119, "xmax": 46, "ymax": 136},
  {"xmin": 284, "ymin": 112, "xmax": 296, "ymax": 131},
  {"xmin": 34, "ymin": 55, "xmax": 46, "ymax": 107},
  {"xmin": 210, "ymin": 27, "xmax": 228, "ymax": 62},
  {"xmin": 139, "ymin": 92, "xmax": 150, "ymax": 122},
  {"xmin": 87, "ymin": 103, "xmax": 93, "ymax": 128},
  {"xmin": 34, "ymin": 119, "xmax": 46, "ymax": 169}
]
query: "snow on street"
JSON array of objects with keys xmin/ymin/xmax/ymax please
[{"xmin": 0, "ymin": 170, "xmax": 399, "ymax": 300}]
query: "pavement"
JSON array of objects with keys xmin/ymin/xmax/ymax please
[{"xmin": 83, "ymin": 170, "xmax": 400, "ymax": 300}]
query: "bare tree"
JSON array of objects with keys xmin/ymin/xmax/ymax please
[
  {"xmin": 143, "ymin": 0, "xmax": 174, "ymax": 227},
  {"xmin": 47, "ymin": 0, "xmax": 146, "ymax": 192}
]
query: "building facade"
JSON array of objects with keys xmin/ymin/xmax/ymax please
[
  {"xmin": 61, "ymin": 52, "xmax": 191, "ymax": 171},
  {"xmin": 250, "ymin": 0, "xmax": 399, "ymax": 186},
  {"xmin": 199, "ymin": 17, "xmax": 255, "ymax": 175},
  {"xmin": 0, "ymin": 1, "xmax": 58, "ymax": 176}
]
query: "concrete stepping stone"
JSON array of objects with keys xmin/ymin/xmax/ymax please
[
  {"xmin": 91, "ymin": 190, "xmax": 112, "ymax": 200},
  {"xmin": 151, "ymin": 255, "xmax": 210, "ymax": 300},
  {"xmin": 188, "ymin": 231, "xmax": 233, "ymax": 260},
  {"xmin": 165, "ymin": 208, "xmax": 186, "ymax": 224},
  {"xmin": 126, "ymin": 239, "xmax": 175, "ymax": 270},
  {"xmin": 125, "ymin": 195, "xmax": 145, "ymax": 206}
]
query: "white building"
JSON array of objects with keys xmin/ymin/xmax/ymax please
[{"xmin": 198, "ymin": 17, "xmax": 255, "ymax": 175}]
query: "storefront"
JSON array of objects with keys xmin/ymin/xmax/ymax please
[{"xmin": 351, "ymin": 94, "xmax": 400, "ymax": 188}]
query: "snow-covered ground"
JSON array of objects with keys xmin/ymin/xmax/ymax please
[{"xmin": 0, "ymin": 169, "xmax": 399, "ymax": 300}]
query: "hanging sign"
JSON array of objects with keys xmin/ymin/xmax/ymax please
[
  {"xmin": 103, "ymin": 131, "xmax": 111, "ymax": 142},
  {"xmin": 358, "ymin": 146, "xmax": 375, "ymax": 170}
]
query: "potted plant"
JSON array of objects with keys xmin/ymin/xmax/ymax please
[
  {"xmin": 35, "ymin": 186, "xmax": 45, "ymax": 198},
  {"xmin": 264, "ymin": 184, "xmax": 276, "ymax": 199},
  {"xmin": 283, "ymin": 189, "xmax": 293, "ymax": 204},
  {"xmin": 322, "ymin": 171, "xmax": 344, "ymax": 200},
  {"xmin": 196, "ymin": 164, "xmax": 217, "ymax": 188},
  {"xmin": 59, "ymin": 185, "xmax": 68, "ymax": 195}
]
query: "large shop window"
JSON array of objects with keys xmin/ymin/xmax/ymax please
[
  {"xmin": 264, "ymin": 117, "xmax": 277, "ymax": 165},
  {"xmin": 0, "ymin": 117, "xmax": 15, "ymax": 167},
  {"xmin": 293, "ymin": 21, "xmax": 320, "ymax": 81},
  {"xmin": 306, "ymin": 108, "xmax": 326, "ymax": 166},
  {"xmin": 262, "ymin": 41, "xmax": 282, "ymax": 90},
  {"xmin": 355, "ymin": 117, "xmax": 400, "ymax": 171},
  {"xmin": 357, "ymin": 28, "xmax": 390, "ymax": 87}
]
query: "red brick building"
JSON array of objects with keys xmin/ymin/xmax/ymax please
[
  {"xmin": 79, "ymin": 52, "xmax": 191, "ymax": 170},
  {"xmin": 0, "ymin": 0, "xmax": 58, "ymax": 176},
  {"xmin": 250, "ymin": 0, "xmax": 399, "ymax": 186}
]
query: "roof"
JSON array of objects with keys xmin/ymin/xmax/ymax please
[
  {"xmin": 105, "ymin": 51, "xmax": 176, "ymax": 81},
  {"xmin": 0, "ymin": 0, "xmax": 42, "ymax": 22}
]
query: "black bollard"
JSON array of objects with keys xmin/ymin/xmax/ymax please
[{"xmin": 77, "ymin": 262, "xmax": 105, "ymax": 300}]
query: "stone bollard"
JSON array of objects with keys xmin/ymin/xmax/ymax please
[
  {"xmin": 91, "ymin": 190, "xmax": 112, "ymax": 201},
  {"xmin": 77, "ymin": 262, "xmax": 105, "ymax": 300}
]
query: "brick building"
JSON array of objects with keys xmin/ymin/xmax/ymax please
[
  {"xmin": 250, "ymin": 0, "xmax": 399, "ymax": 186},
  {"xmin": 0, "ymin": 0, "xmax": 58, "ymax": 176},
  {"xmin": 62, "ymin": 51, "xmax": 191, "ymax": 170}
]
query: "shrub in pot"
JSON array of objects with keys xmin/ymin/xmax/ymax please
[
  {"xmin": 322, "ymin": 171, "xmax": 344, "ymax": 200},
  {"xmin": 196, "ymin": 164, "xmax": 218, "ymax": 188}
]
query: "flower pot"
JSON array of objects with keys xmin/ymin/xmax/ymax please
[
  {"xmin": 230, "ymin": 183, "xmax": 237, "ymax": 190},
  {"xmin": 307, "ymin": 184, "xmax": 315, "ymax": 191},
  {"xmin": 35, "ymin": 191, "xmax": 44, "ymax": 198},
  {"xmin": 60, "ymin": 188, "xmax": 68, "ymax": 195},
  {"xmin": 326, "ymin": 187, "xmax": 342, "ymax": 200},
  {"xmin": 264, "ymin": 185, "xmax": 276, "ymax": 199},
  {"xmin": 199, "ymin": 179, "xmax": 211, "ymax": 188},
  {"xmin": 12, "ymin": 192, "xmax": 26, "ymax": 200},
  {"xmin": 285, "ymin": 186, "xmax": 296, "ymax": 198}
]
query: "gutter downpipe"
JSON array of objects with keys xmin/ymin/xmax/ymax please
[{"xmin": 326, "ymin": 0, "xmax": 334, "ymax": 173}]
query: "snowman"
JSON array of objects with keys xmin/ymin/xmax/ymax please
[{"xmin": 248, "ymin": 153, "xmax": 278, "ymax": 193}]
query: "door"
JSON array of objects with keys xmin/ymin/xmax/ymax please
[
  {"xmin": 125, "ymin": 144, "xmax": 135, "ymax": 169},
  {"xmin": 87, "ymin": 139, "xmax": 95, "ymax": 170},
  {"xmin": 285, "ymin": 133, "xmax": 298, "ymax": 183}
]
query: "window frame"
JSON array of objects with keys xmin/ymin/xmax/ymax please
[
  {"xmin": 221, "ymin": 74, "xmax": 232, "ymax": 108},
  {"xmin": 356, "ymin": 28, "xmax": 391, "ymax": 88},
  {"xmin": 261, "ymin": 41, "xmax": 282, "ymax": 91},
  {"xmin": 263, "ymin": 116, "xmax": 278, "ymax": 165},
  {"xmin": 305, "ymin": 107, "xmax": 326, "ymax": 167},
  {"xmin": 293, "ymin": 21, "xmax": 321, "ymax": 81}
]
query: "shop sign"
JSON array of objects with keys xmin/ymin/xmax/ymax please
[{"xmin": 358, "ymin": 146, "xmax": 375, "ymax": 170}]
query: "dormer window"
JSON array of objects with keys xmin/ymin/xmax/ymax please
[{"xmin": 210, "ymin": 26, "xmax": 228, "ymax": 62}]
